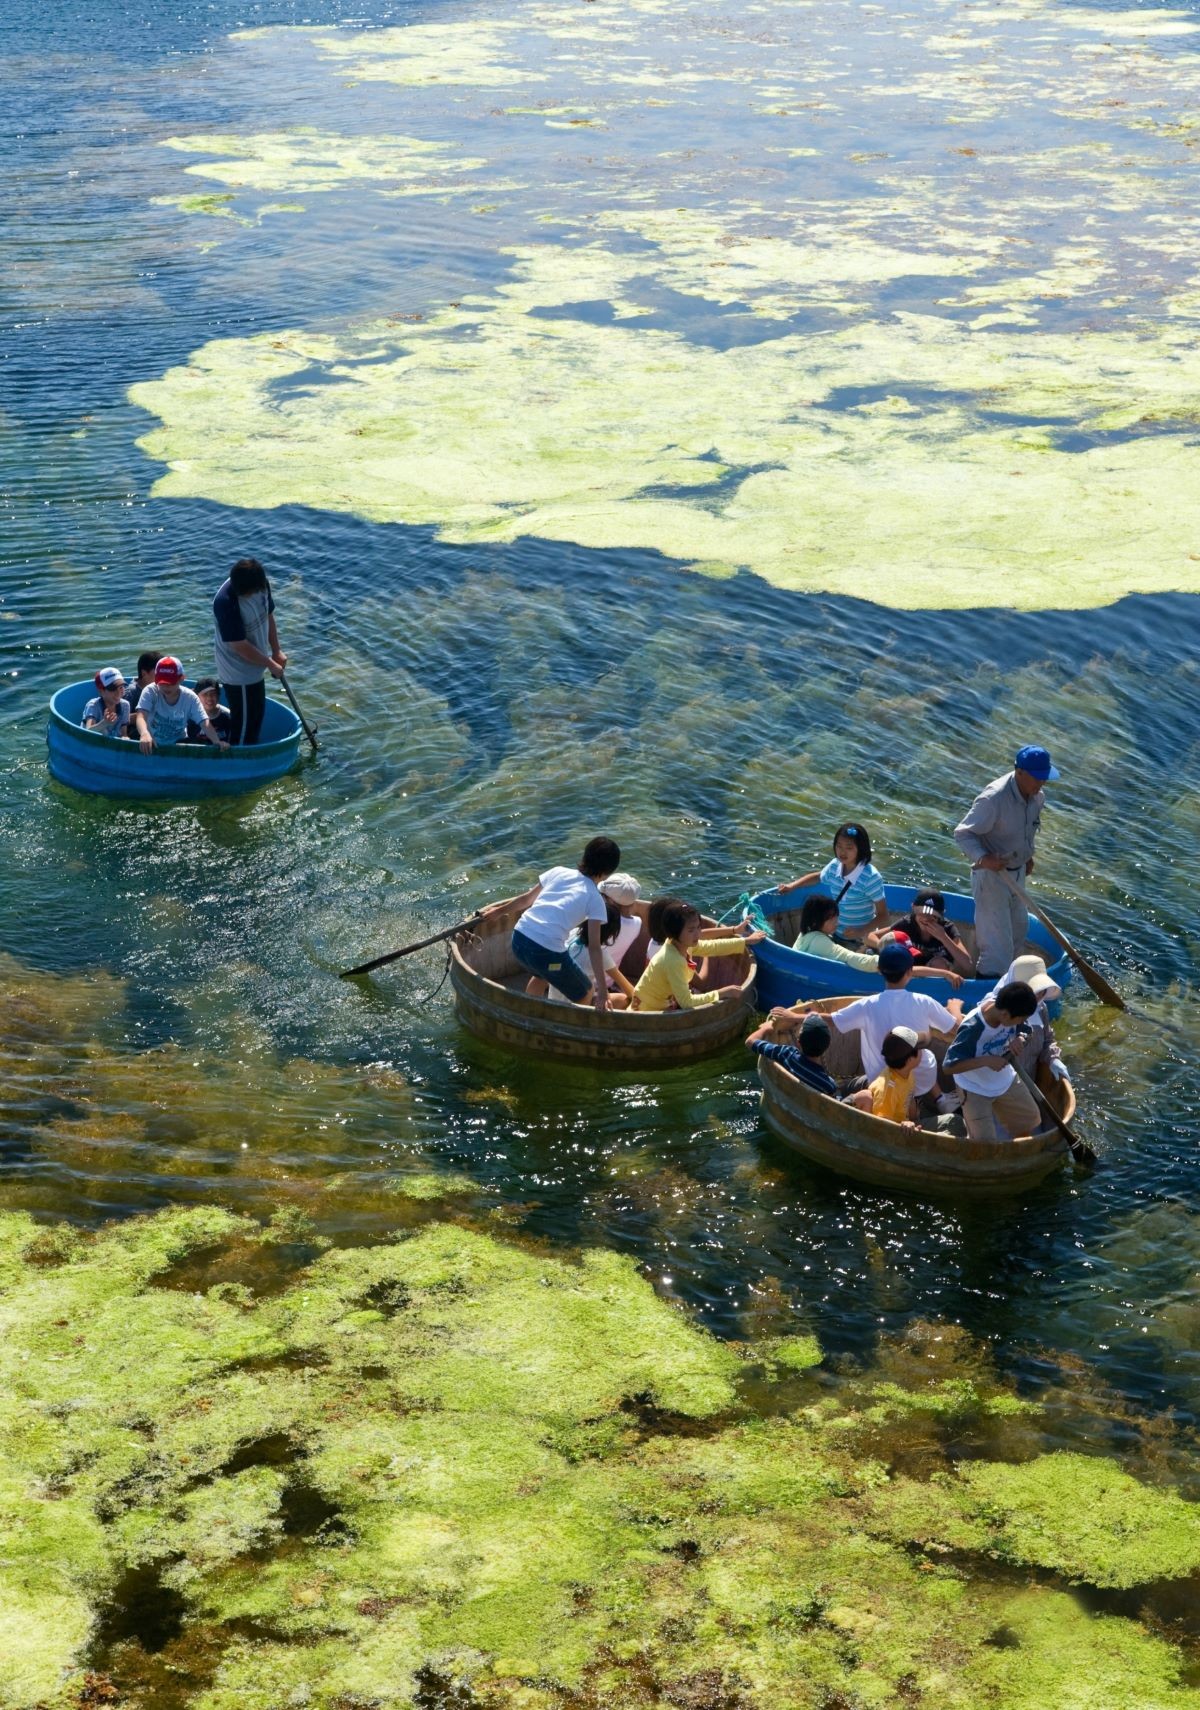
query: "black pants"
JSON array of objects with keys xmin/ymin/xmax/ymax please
[{"xmin": 223, "ymin": 679, "xmax": 266, "ymax": 746}]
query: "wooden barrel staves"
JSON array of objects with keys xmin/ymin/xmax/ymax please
[
  {"xmin": 757, "ymin": 996, "xmax": 1076, "ymax": 1197},
  {"xmin": 449, "ymin": 902, "xmax": 757, "ymax": 1067}
]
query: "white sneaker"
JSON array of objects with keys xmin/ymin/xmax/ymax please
[{"xmin": 936, "ymin": 1091, "xmax": 964, "ymax": 1114}]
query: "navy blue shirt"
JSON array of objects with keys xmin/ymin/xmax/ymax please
[{"xmin": 750, "ymin": 1039, "xmax": 839, "ymax": 1097}]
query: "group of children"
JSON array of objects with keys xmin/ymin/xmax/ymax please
[
  {"xmin": 82, "ymin": 653, "xmax": 233, "ymax": 753},
  {"xmin": 496, "ymin": 834, "xmax": 1070, "ymax": 1145}
]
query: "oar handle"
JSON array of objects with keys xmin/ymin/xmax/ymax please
[{"xmin": 279, "ymin": 671, "xmax": 319, "ymax": 752}]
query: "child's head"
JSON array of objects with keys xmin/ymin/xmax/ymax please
[
  {"xmin": 913, "ymin": 888, "xmax": 946, "ymax": 918},
  {"xmin": 878, "ymin": 943, "xmax": 914, "ymax": 986},
  {"xmin": 992, "ymin": 981, "xmax": 1038, "ymax": 1026},
  {"xmin": 194, "ymin": 676, "xmax": 221, "ymax": 715},
  {"xmin": 599, "ymin": 873, "xmax": 640, "ymax": 915},
  {"xmin": 577, "ymin": 901, "xmax": 622, "ymax": 949},
  {"xmin": 646, "ymin": 895, "xmax": 685, "ymax": 943},
  {"xmin": 580, "ymin": 836, "xmax": 621, "ymax": 881},
  {"xmin": 881, "ymin": 1027, "xmax": 920, "ymax": 1071},
  {"xmin": 229, "ymin": 557, "xmax": 269, "ymax": 597},
  {"xmin": 135, "ymin": 650, "xmax": 160, "ymax": 683},
  {"xmin": 797, "ymin": 1013, "xmax": 832, "ymax": 1060},
  {"xmin": 832, "ymin": 821, "xmax": 872, "ymax": 867},
  {"xmin": 660, "ymin": 901, "xmax": 702, "ymax": 948},
  {"xmin": 94, "ymin": 667, "xmax": 125, "ymax": 700},
  {"xmin": 799, "ymin": 895, "xmax": 839, "ymax": 937},
  {"xmin": 154, "ymin": 656, "xmax": 186, "ymax": 702}
]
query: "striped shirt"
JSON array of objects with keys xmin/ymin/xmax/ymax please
[
  {"xmin": 750, "ymin": 1039, "xmax": 838, "ymax": 1098},
  {"xmin": 817, "ymin": 858, "xmax": 886, "ymax": 929}
]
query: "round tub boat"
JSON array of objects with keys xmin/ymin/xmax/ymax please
[
  {"xmin": 741, "ymin": 884, "xmax": 1072, "ymax": 1012},
  {"xmin": 449, "ymin": 898, "xmax": 757, "ymax": 1067},
  {"xmin": 46, "ymin": 681, "xmax": 303, "ymax": 800},
  {"xmin": 757, "ymin": 997, "xmax": 1077, "ymax": 1197}
]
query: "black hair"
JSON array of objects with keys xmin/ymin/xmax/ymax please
[
  {"xmin": 229, "ymin": 557, "xmax": 269, "ymax": 597},
  {"xmin": 576, "ymin": 900, "xmax": 621, "ymax": 950},
  {"xmin": 882, "ymin": 1030, "xmax": 920, "ymax": 1070},
  {"xmin": 194, "ymin": 676, "xmax": 218, "ymax": 695},
  {"xmin": 799, "ymin": 895, "xmax": 839, "ymax": 936},
  {"xmin": 833, "ymin": 822, "xmax": 872, "ymax": 866},
  {"xmin": 136, "ymin": 650, "xmax": 160, "ymax": 678},
  {"xmin": 579, "ymin": 836, "xmax": 620, "ymax": 880},
  {"xmin": 913, "ymin": 888, "xmax": 946, "ymax": 916},
  {"xmin": 646, "ymin": 895, "xmax": 685, "ymax": 943},
  {"xmin": 799, "ymin": 1021, "xmax": 831, "ymax": 1060},
  {"xmin": 660, "ymin": 901, "xmax": 701, "ymax": 943},
  {"xmin": 994, "ymin": 981, "xmax": 1038, "ymax": 1021}
]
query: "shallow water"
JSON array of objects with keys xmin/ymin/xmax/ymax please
[{"xmin": 2, "ymin": 0, "xmax": 1199, "ymax": 1508}]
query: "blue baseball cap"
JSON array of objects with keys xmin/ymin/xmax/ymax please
[
  {"xmin": 1014, "ymin": 745, "xmax": 1059, "ymax": 782},
  {"xmin": 878, "ymin": 943, "xmax": 914, "ymax": 978}
]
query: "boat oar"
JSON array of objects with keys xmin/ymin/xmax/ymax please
[
  {"xmin": 999, "ymin": 870, "xmax": 1125, "ymax": 1010},
  {"xmin": 279, "ymin": 671, "xmax": 319, "ymax": 752},
  {"xmin": 1008, "ymin": 1048, "xmax": 1096, "ymax": 1169},
  {"xmin": 339, "ymin": 914, "xmax": 483, "ymax": 979}
]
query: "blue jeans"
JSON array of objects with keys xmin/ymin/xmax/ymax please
[{"xmin": 511, "ymin": 928, "xmax": 592, "ymax": 1001}]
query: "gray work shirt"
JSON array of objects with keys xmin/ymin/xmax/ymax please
[{"xmin": 954, "ymin": 771, "xmax": 1044, "ymax": 869}]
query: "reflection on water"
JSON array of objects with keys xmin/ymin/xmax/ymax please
[{"xmin": 1, "ymin": 0, "xmax": 1199, "ymax": 1561}]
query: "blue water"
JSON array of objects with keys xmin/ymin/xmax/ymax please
[{"xmin": 1, "ymin": 0, "xmax": 1199, "ymax": 1487}]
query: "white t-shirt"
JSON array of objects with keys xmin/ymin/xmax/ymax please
[
  {"xmin": 567, "ymin": 938, "xmax": 617, "ymax": 981},
  {"xmin": 516, "ymin": 867, "xmax": 608, "ymax": 953},
  {"xmin": 611, "ymin": 912, "xmax": 641, "ymax": 967},
  {"xmin": 137, "ymin": 684, "xmax": 206, "ymax": 747},
  {"xmin": 944, "ymin": 1005, "xmax": 1019, "ymax": 1096},
  {"xmin": 831, "ymin": 988, "xmax": 956, "ymax": 1081}
]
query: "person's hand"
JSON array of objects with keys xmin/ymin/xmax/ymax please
[
  {"xmin": 102, "ymin": 704, "xmax": 117, "ymax": 725},
  {"xmin": 974, "ymin": 854, "xmax": 1006, "ymax": 872},
  {"xmin": 717, "ymin": 986, "xmax": 742, "ymax": 1002},
  {"xmin": 267, "ymin": 659, "xmax": 286, "ymax": 679},
  {"xmin": 593, "ymin": 988, "xmax": 610, "ymax": 1014},
  {"xmin": 273, "ymin": 651, "xmax": 289, "ymax": 671},
  {"xmin": 777, "ymin": 879, "xmax": 800, "ymax": 894},
  {"xmin": 1026, "ymin": 858, "xmax": 1035, "ymax": 876},
  {"xmin": 944, "ymin": 971, "xmax": 963, "ymax": 989},
  {"xmin": 1049, "ymin": 1058, "xmax": 1070, "ymax": 1082},
  {"xmin": 946, "ymin": 998, "xmax": 964, "ymax": 1017},
  {"xmin": 743, "ymin": 929, "xmax": 766, "ymax": 945},
  {"xmin": 630, "ymin": 994, "xmax": 641, "ymax": 1011},
  {"xmin": 217, "ymin": 740, "xmax": 230, "ymax": 752}
]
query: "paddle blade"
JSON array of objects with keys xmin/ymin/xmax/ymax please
[{"xmin": 1064, "ymin": 948, "xmax": 1127, "ymax": 1012}]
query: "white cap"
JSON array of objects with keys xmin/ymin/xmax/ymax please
[
  {"xmin": 599, "ymin": 873, "xmax": 640, "ymax": 905},
  {"xmin": 890, "ymin": 1026, "xmax": 920, "ymax": 1047}
]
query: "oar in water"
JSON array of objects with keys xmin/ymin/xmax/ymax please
[
  {"xmin": 279, "ymin": 671, "xmax": 319, "ymax": 752},
  {"xmin": 999, "ymin": 870, "xmax": 1125, "ymax": 1010},
  {"xmin": 339, "ymin": 914, "xmax": 483, "ymax": 980},
  {"xmin": 1007, "ymin": 1046, "xmax": 1096, "ymax": 1170}
]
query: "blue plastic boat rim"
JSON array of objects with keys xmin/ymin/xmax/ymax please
[{"xmin": 47, "ymin": 681, "xmax": 301, "ymax": 763}]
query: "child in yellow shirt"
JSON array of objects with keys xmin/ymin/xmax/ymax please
[
  {"xmin": 634, "ymin": 902, "xmax": 763, "ymax": 1012},
  {"xmin": 869, "ymin": 1027, "xmax": 922, "ymax": 1126}
]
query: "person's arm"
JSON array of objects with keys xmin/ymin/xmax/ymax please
[
  {"xmin": 481, "ymin": 882, "xmax": 540, "ymax": 921},
  {"xmin": 135, "ymin": 709, "xmax": 154, "ymax": 753},
  {"xmin": 268, "ymin": 609, "xmax": 287, "ymax": 670},
  {"xmin": 825, "ymin": 939, "xmax": 879, "ymax": 972},
  {"xmin": 610, "ymin": 965, "xmax": 638, "ymax": 1004},
  {"xmin": 666, "ymin": 944, "xmax": 719, "ymax": 1009},
  {"xmin": 692, "ymin": 933, "xmax": 761, "ymax": 959},
  {"xmin": 587, "ymin": 918, "xmax": 609, "ymax": 1013},
  {"xmin": 954, "ymin": 790, "xmax": 998, "ymax": 867},
  {"xmin": 871, "ymin": 897, "xmax": 890, "ymax": 933},
  {"xmin": 778, "ymin": 869, "xmax": 820, "ymax": 895},
  {"xmin": 915, "ymin": 965, "xmax": 964, "ymax": 989},
  {"xmin": 200, "ymin": 718, "xmax": 229, "ymax": 750},
  {"xmin": 227, "ymin": 637, "xmax": 284, "ymax": 679},
  {"xmin": 921, "ymin": 917, "xmax": 976, "ymax": 974}
]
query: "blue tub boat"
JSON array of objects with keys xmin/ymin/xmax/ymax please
[
  {"xmin": 736, "ymin": 884, "xmax": 1072, "ymax": 1012},
  {"xmin": 46, "ymin": 681, "xmax": 303, "ymax": 800}
]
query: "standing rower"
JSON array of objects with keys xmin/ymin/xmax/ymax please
[{"xmin": 954, "ymin": 745, "xmax": 1059, "ymax": 978}]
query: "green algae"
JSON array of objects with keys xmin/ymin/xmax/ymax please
[
  {"xmin": 161, "ymin": 129, "xmax": 486, "ymax": 196},
  {"xmin": 3, "ymin": 1208, "xmax": 1200, "ymax": 1707}
]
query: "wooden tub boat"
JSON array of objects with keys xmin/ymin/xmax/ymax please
[
  {"xmin": 741, "ymin": 883, "xmax": 1072, "ymax": 1012},
  {"xmin": 46, "ymin": 681, "xmax": 303, "ymax": 800},
  {"xmin": 757, "ymin": 997, "xmax": 1077, "ymax": 1196},
  {"xmin": 449, "ymin": 898, "xmax": 757, "ymax": 1066}
]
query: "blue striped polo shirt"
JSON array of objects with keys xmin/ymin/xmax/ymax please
[{"xmin": 817, "ymin": 858, "xmax": 886, "ymax": 929}]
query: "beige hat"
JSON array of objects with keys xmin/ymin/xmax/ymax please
[
  {"xmin": 599, "ymin": 873, "xmax": 640, "ymax": 906},
  {"xmin": 1006, "ymin": 955, "xmax": 1061, "ymax": 999}
]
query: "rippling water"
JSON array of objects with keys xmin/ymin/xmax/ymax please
[{"xmin": 1, "ymin": 0, "xmax": 1199, "ymax": 1496}]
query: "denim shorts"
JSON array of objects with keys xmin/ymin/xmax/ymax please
[{"xmin": 511, "ymin": 928, "xmax": 592, "ymax": 1002}]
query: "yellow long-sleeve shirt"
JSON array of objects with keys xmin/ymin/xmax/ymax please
[{"xmin": 634, "ymin": 936, "xmax": 748, "ymax": 1012}]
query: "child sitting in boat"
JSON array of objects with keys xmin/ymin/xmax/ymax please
[
  {"xmin": 82, "ymin": 668, "xmax": 131, "ymax": 739},
  {"xmin": 869, "ymin": 1028, "xmax": 923, "ymax": 1127},
  {"xmin": 776, "ymin": 822, "xmax": 889, "ymax": 945},
  {"xmin": 124, "ymin": 650, "xmax": 161, "ymax": 715},
  {"xmin": 888, "ymin": 888, "xmax": 975, "ymax": 976},
  {"xmin": 598, "ymin": 873, "xmax": 645, "ymax": 977},
  {"xmin": 500, "ymin": 836, "xmax": 621, "ymax": 1011},
  {"xmin": 134, "ymin": 657, "xmax": 229, "ymax": 754},
  {"xmin": 566, "ymin": 901, "xmax": 639, "ymax": 1008},
  {"xmin": 791, "ymin": 896, "xmax": 879, "ymax": 970},
  {"xmin": 634, "ymin": 902, "xmax": 763, "ymax": 1012},
  {"xmin": 876, "ymin": 929, "xmax": 963, "ymax": 989},
  {"xmin": 185, "ymin": 678, "xmax": 233, "ymax": 744},
  {"xmin": 746, "ymin": 1010, "xmax": 874, "ymax": 1108}
]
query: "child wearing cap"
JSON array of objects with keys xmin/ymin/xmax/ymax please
[
  {"xmin": 598, "ymin": 873, "xmax": 645, "ymax": 978},
  {"xmin": 185, "ymin": 678, "xmax": 233, "ymax": 745},
  {"xmin": 565, "ymin": 901, "xmax": 640, "ymax": 1008},
  {"xmin": 746, "ymin": 1010, "xmax": 874, "ymax": 1108},
  {"xmin": 777, "ymin": 822, "xmax": 890, "ymax": 945},
  {"xmin": 82, "ymin": 669, "xmax": 132, "ymax": 739},
  {"xmin": 987, "ymin": 956, "xmax": 1070, "ymax": 1086},
  {"xmin": 869, "ymin": 1028, "xmax": 922, "ymax": 1126},
  {"xmin": 134, "ymin": 658, "xmax": 229, "ymax": 754}
]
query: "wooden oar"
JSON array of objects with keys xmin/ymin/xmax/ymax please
[
  {"xmin": 1007, "ymin": 1050, "xmax": 1096, "ymax": 1169},
  {"xmin": 999, "ymin": 870, "xmax": 1125, "ymax": 1010},
  {"xmin": 339, "ymin": 914, "xmax": 483, "ymax": 979},
  {"xmin": 279, "ymin": 671, "xmax": 319, "ymax": 752}
]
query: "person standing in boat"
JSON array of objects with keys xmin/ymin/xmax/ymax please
[
  {"xmin": 953, "ymin": 746, "xmax": 1059, "ymax": 978},
  {"xmin": 777, "ymin": 822, "xmax": 890, "ymax": 945},
  {"xmin": 212, "ymin": 557, "xmax": 287, "ymax": 746},
  {"xmin": 497, "ymin": 836, "xmax": 621, "ymax": 1011}
]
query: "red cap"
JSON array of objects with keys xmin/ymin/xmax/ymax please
[
  {"xmin": 154, "ymin": 656, "xmax": 185, "ymax": 685},
  {"xmin": 889, "ymin": 929, "xmax": 921, "ymax": 959}
]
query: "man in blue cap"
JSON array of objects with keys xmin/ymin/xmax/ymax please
[{"xmin": 954, "ymin": 746, "xmax": 1060, "ymax": 977}]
